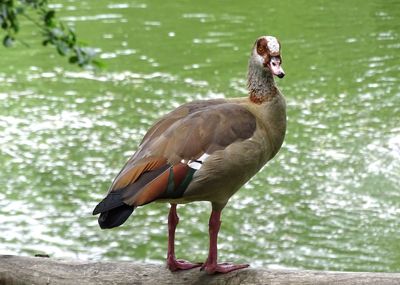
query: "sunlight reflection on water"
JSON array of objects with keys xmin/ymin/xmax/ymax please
[{"xmin": 0, "ymin": 0, "xmax": 399, "ymax": 273}]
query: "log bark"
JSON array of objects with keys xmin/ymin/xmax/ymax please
[{"xmin": 0, "ymin": 255, "xmax": 400, "ymax": 285}]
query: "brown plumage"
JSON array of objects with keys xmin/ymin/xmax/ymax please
[{"xmin": 93, "ymin": 35, "xmax": 287, "ymax": 274}]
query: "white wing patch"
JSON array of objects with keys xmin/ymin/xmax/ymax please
[
  {"xmin": 184, "ymin": 153, "xmax": 210, "ymax": 170},
  {"xmin": 265, "ymin": 36, "xmax": 280, "ymax": 53}
]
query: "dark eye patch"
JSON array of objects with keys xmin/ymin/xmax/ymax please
[{"xmin": 256, "ymin": 38, "xmax": 268, "ymax": 56}]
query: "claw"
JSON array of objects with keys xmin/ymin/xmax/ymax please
[
  {"xmin": 201, "ymin": 262, "xmax": 249, "ymax": 274},
  {"xmin": 167, "ymin": 257, "xmax": 202, "ymax": 271}
]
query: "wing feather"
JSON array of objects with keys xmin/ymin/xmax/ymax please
[{"xmin": 106, "ymin": 100, "xmax": 256, "ymax": 207}]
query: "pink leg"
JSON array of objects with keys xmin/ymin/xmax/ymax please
[
  {"xmin": 166, "ymin": 204, "xmax": 202, "ymax": 271},
  {"xmin": 201, "ymin": 209, "xmax": 249, "ymax": 274}
]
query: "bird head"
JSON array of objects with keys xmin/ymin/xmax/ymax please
[{"xmin": 252, "ymin": 36, "xmax": 285, "ymax": 78}]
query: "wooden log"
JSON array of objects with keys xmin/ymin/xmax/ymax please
[{"xmin": 0, "ymin": 255, "xmax": 400, "ymax": 285}]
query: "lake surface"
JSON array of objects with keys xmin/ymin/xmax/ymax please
[{"xmin": 0, "ymin": 0, "xmax": 399, "ymax": 272}]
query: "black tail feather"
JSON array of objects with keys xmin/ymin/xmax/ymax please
[
  {"xmin": 93, "ymin": 189, "xmax": 125, "ymax": 215},
  {"xmin": 98, "ymin": 204, "xmax": 134, "ymax": 229},
  {"xmin": 93, "ymin": 188, "xmax": 134, "ymax": 229}
]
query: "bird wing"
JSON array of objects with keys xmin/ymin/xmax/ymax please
[
  {"xmin": 104, "ymin": 99, "xmax": 257, "ymax": 208},
  {"xmin": 106, "ymin": 99, "xmax": 225, "ymax": 191}
]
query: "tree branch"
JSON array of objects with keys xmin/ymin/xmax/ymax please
[{"xmin": 0, "ymin": 255, "xmax": 400, "ymax": 285}]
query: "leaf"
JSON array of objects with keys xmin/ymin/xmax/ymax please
[
  {"xmin": 68, "ymin": 55, "xmax": 78, "ymax": 63},
  {"xmin": 44, "ymin": 10, "xmax": 55, "ymax": 26},
  {"xmin": 56, "ymin": 41, "xmax": 69, "ymax": 56},
  {"xmin": 11, "ymin": 17, "xmax": 19, "ymax": 32},
  {"xmin": 3, "ymin": 35, "xmax": 14, "ymax": 47},
  {"xmin": 50, "ymin": 27, "xmax": 63, "ymax": 38},
  {"xmin": 0, "ymin": 0, "xmax": 100, "ymax": 68},
  {"xmin": 91, "ymin": 59, "xmax": 105, "ymax": 69}
]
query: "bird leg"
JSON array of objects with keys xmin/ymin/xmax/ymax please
[
  {"xmin": 166, "ymin": 203, "xmax": 202, "ymax": 271},
  {"xmin": 201, "ymin": 209, "xmax": 249, "ymax": 274}
]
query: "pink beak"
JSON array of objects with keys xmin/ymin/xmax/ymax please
[{"xmin": 268, "ymin": 56, "xmax": 285, "ymax": 78}]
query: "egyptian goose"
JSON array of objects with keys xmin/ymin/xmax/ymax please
[{"xmin": 93, "ymin": 35, "xmax": 286, "ymax": 274}]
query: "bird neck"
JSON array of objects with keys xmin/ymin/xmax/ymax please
[{"xmin": 247, "ymin": 63, "xmax": 277, "ymax": 104}]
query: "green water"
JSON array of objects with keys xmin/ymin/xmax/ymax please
[{"xmin": 0, "ymin": 0, "xmax": 399, "ymax": 272}]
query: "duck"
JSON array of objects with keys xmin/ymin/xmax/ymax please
[{"xmin": 93, "ymin": 35, "xmax": 286, "ymax": 274}]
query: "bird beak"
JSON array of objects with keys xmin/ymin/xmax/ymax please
[{"xmin": 268, "ymin": 56, "xmax": 285, "ymax": 78}]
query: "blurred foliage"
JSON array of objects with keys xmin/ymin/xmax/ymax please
[{"xmin": 0, "ymin": 0, "xmax": 101, "ymax": 68}]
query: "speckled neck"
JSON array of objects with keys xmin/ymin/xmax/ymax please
[{"xmin": 247, "ymin": 59, "xmax": 277, "ymax": 104}]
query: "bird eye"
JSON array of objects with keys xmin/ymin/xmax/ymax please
[{"xmin": 272, "ymin": 62, "xmax": 276, "ymax": 66}]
